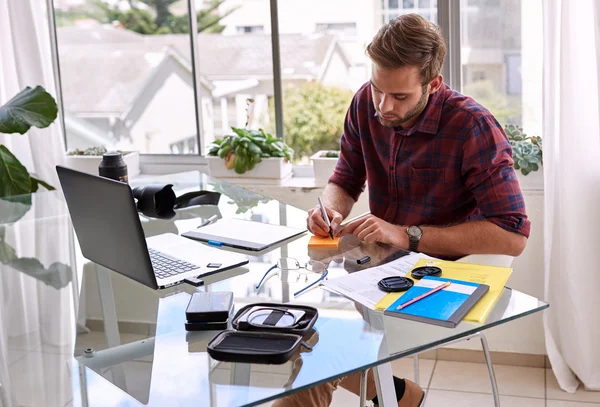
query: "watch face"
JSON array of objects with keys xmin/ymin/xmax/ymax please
[{"xmin": 407, "ymin": 226, "xmax": 422, "ymax": 238}]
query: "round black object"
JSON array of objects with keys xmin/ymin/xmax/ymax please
[
  {"xmin": 98, "ymin": 152, "xmax": 128, "ymax": 183},
  {"xmin": 411, "ymin": 266, "xmax": 442, "ymax": 280},
  {"xmin": 378, "ymin": 276, "xmax": 414, "ymax": 293},
  {"xmin": 132, "ymin": 184, "xmax": 176, "ymax": 219}
]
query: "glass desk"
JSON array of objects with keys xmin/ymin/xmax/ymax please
[{"xmin": 0, "ymin": 171, "xmax": 548, "ymax": 407}]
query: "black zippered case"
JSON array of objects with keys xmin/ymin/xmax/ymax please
[{"xmin": 206, "ymin": 302, "xmax": 318, "ymax": 364}]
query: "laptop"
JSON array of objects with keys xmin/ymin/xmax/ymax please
[{"xmin": 56, "ymin": 166, "xmax": 248, "ymax": 289}]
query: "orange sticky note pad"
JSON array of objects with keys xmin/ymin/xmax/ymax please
[{"xmin": 308, "ymin": 235, "xmax": 339, "ymax": 248}]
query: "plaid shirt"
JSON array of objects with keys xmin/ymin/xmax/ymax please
[{"xmin": 329, "ymin": 83, "xmax": 530, "ymax": 238}]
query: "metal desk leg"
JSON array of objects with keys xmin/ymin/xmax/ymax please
[
  {"xmin": 359, "ymin": 370, "xmax": 368, "ymax": 407},
  {"xmin": 479, "ymin": 332, "xmax": 500, "ymax": 407},
  {"xmin": 413, "ymin": 354, "xmax": 420, "ymax": 386},
  {"xmin": 362, "ymin": 308, "xmax": 397, "ymax": 407},
  {"xmin": 95, "ymin": 266, "xmax": 127, "ymax": 391}
]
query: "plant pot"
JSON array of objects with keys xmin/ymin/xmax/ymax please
[
  {"xmin": 515, "ymin": 167, "xmax": 544, "ymax": 191},
  {"xmin": 311, "ymin": 151, "xmax": 339, "ymax": 185},
  {"xmin": 206, "ymin": 156, "xmax": 292, "ymax": 180},
  {"xmin": 64, "ymin": 151, "xmax": 140, "ymax": 178}
]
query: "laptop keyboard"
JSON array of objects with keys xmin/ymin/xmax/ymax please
[{"xmin": 148, "ymin": 248, "xmax": 200, "ymax": 279}]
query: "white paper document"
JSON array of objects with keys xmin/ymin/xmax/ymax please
[{"xmin": 322, "ymin": 252, "xmax": 435, "ymax": 309}]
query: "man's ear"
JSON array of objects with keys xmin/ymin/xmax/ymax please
[{"xmin": 428, "ymin": 75, "xmax": 444, "ymax": 94}]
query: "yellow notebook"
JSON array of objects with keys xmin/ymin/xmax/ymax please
[
  {"xmin": 308, "ymin": 235, "xmax": 339, "ymax": 248},
  {"xmin": 374, "ymin": 259, "xmax": 512, "ymax": 324}
]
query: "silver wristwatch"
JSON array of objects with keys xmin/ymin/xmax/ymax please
[{"xmin": 406, "ymin": 226, "xmax": 423, "ymax": 252}]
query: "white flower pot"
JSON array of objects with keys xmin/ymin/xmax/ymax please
[
  {"xmin": 515, "ymin": 167, "xmax": 544, "ymax": 191},
  {"xmin": 64, "ymin": 151, "xmax": 140, "ymax": 178},
  {"xmin": 311, "ymin": 151, "xmax": 339, "ymax": 185},
  {"xmin": 206, "ymin": 156, "xmax": 292, "ymax": 180}
]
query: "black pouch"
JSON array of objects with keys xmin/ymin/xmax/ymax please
[{"xmin": 207, "ymin": 302, "xmax": 318, "ymax": 364}]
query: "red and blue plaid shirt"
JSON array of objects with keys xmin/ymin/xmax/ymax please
[{"xmin": 329, "ymin": 82, "xmax": 530, "ymax": 238}]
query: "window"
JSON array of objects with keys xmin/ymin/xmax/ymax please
[
  {"xmin": 383, "ymin": 0, "xmax": 437, "ymax": 24},
  {"xmin": 460, "ymin": 0, "xmax": 542, "ymax": 135},
  {"xmin": 315, "ymin": 23, "xmax": 358, "ymax": 37},
  {"xmin": 54, "ymin": 0, "xmax": 274, "ymax": 155},
  {"xmin": 236, "ymin": 25, "xmax": 265, "ymax": 34},
  {"xmin": 51, "ymin": 0, "xmax": 541, "ymax": 164}
]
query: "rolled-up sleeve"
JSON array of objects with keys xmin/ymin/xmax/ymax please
[
  {"xmin": 462, "ymin": 115, "xmax": 531, "ymax": 238},
  {"xmin": 328, "ymin": 94, "xmax": 367, "ymax": 201}
]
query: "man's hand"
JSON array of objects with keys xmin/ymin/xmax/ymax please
[
  {"xmin": 307, "ymin": 205, "xmax": 343, "ymax": 237},
  {"xmin": 339, "ymin": 214, "xmax": 407, "ymax": 247}
]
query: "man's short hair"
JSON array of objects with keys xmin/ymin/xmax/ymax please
[{"xmin": 366, "ymin": 14, "xmax": 447, "ymax": 84}]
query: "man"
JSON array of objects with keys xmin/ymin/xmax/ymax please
[{"xmin": 279, "ymin": 13, "xmax": 530, "ymax": 407}]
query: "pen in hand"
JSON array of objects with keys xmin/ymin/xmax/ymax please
[{"xmin": 317, "ymin": 197, "xmax": 334, "ymax": 240}]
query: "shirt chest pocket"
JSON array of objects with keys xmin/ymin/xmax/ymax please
[{"xmin": 408, "ymin": 167, "xmax": 452, "ymax": 206}]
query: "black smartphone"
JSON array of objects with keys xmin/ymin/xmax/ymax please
[{"xmin": 186, "ymin": 291, "xmax": 233, "ymax": 323}]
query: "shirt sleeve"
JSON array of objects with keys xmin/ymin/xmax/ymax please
[
  {"xmin": 328, "ymin": 94, "xmax": 367, "ymax": 201},
  {"xmin": 461, "ymin": 115, "xmax": 531, "ymax": 238}
]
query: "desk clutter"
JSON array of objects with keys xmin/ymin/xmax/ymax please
[
  {"xmin": 374, "ymin": 259, "xmax": 512, "ymax": 324},
  {"xmin": 323, "ymin": 253, "xmax": 512, "ymax": 327},
  {"xmin": 207, "ymin": 303, "xmax": 318, "ymax": 364}
]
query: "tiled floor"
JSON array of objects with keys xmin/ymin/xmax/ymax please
[{"xmin": 325, "ymin": 360, "xmax": 600, "ymax": 407}]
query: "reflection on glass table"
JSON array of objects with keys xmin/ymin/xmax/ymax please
[{"xmin": 0, "ymin": 171, "xmax": 549, "ymax": 407}]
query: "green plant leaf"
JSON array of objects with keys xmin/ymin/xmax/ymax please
[
  {"xmin": 0, "ymin": 145, "xmax": 32, "ymax": 198},
  {"xmin": 30, "ymin": 176, "xmax": 55, "ymax": 192},
  {"xmin": 0, "ymin": 240, "xmax": 17, "ymax": 264},
  {"xmin": 531, "ymin": 163, "xmax": 539, "ymax": 171},
  {"xmin": 521, "ymin": 168, "xmax": 531, "ymax": 176},
  {"xmin": 0, "ymin": 195, "xmax": 32, "ymax": 224},
  {"xmin": 518, "ymin": 159, "xmax": 528, "ymax": 168},
  {"xmin": 0, "ymin": 86, "xmax": 58, "ymax": 135},
  {"xmin": 525, "ymin": 156, "xmax": 540, "ymax": 164}
]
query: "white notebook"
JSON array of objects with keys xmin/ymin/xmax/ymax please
[{"xmin": 182, "ymin": 218, "xmax": 306, "ymax": 251}]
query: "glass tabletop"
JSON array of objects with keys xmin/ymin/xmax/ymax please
[{"xmin": 0, "ymin": 171, "xmax": 548, "ymax": 407}]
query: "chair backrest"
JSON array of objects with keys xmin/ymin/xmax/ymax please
[{"xmin": 455, "ymin": 254, "xmax": 515, "ymax": 268}]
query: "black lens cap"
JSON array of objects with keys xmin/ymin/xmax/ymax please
[
  {"xmin": 411, "ymin": 266, "xmax": 442, "ymax": 280},
  {"xmin": 378, "ymin": 276, "xmax": 414, "ymax": 292}
]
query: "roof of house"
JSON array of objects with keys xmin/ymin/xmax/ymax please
[
  {"xmin": 57, "ymin": 25, "xmax": 351, "ymax": 113},
  {"xmin": 57, "ymin": 24, "xmax": 145, "ymax": 45},
  {"xmin": 59, "ymin": 43, "xmax": 171, "ymax": 113},
  {"xmin": 151, "ymin": 33, "xmax": 345, "ymax": 78}
]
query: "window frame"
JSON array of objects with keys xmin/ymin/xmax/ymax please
[{"xmin": 48, "ymin": 0, "xmax": 461, "ymax": 172}]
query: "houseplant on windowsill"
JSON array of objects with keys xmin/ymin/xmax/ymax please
[
  {"xmin": 310, "ymin": 150, "xmax": 339, "ymax": 185},
  {"xmin": 206, "ymin": 99, "xmax": 294, "ymax": 182},
  {"xmin": 206, "ymin": 127, "xmax": 293, "ymax": 181},
  {"xmin": 505, "ymin": 124, "xmax": 543, "ymax": 190},
  {"xmin": 65, "ymin": 146, "xmax": 140, "ymax": 178}
]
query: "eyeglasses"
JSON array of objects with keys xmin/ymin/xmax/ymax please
[{"xmin": 255, "ymin": 257, "xmax": 328, "ymax": 297}]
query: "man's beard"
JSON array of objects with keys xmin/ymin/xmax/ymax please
[{"xmin": 377, "ymin": 85, "xmax": 429, "ymax": 128}]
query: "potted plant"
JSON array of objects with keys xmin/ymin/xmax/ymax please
[
  {"xmin": 65, "ymin": 146, "xmax": 140, "ymax": 178},
  {"xmin": 206, "ymin": 127, "xmax": 293, "ymax": 180},
  {"xmin": 311, "ymin": 150, "xmax": 339, "ymax": 185},
  {"xmin": 206, "ymin": 98, "xmax": 294, "ymax": 181},
  {"xmin": 504, "ymin": 124, "xmax": 543, "ymax": 189}
]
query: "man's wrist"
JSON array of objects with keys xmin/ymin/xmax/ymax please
[{"xmin": 392, "ymin": 225, "xmax": 409, "ymax": 248}]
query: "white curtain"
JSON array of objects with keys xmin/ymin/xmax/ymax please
[
  {"xmin": 0, "ymin": 0, "xmax": 77, "ymax": 405},
  {"xmin": 543, "ymin": 0, "xmax": 600, "ymax": 392},
  {"xmin": 0, "ymin": 0, "xmax": 65, "ymax": 186}
]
